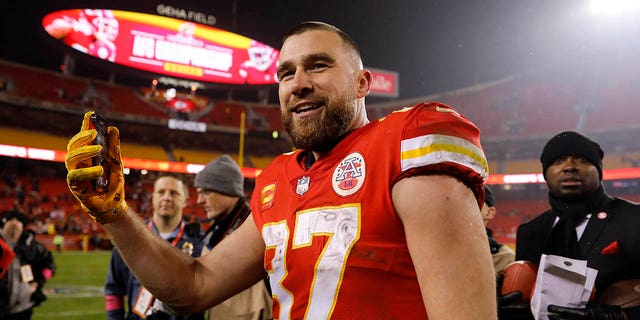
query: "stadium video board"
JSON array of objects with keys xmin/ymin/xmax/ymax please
[{"xmin": 42, "ymin": 9, "xmax": 279, "ymax": 85}]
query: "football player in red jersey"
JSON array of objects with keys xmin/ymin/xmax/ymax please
[
  {"xmin": 239, "ymin": 40, "xmax": 279, "ymax": 84},
  {"xmin": 44, "ymin": 9, "xmax": 118, "ymax": 62},
  {"xmin": 65, "ymin": 22, "xmax": 497, "ymax": 319}
]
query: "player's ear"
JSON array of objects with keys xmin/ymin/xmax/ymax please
[
  {"xmin": 486, "ymin": 207, "xmax": 497, "ymax": 220},
  {"xmin": 355, "ymin": 69, "xmax": 372, "ymax": 99}
]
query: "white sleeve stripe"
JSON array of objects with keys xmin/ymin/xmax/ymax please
[{"xmin": 401, "ymin": 134, "xmax": 489, "ymax": 179}]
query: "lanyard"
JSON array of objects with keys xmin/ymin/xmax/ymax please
[{"xmin": 147, "ymin": 220, "xmax": 185, "ymax": 247}]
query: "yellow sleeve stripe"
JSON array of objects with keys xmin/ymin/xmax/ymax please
[{"xmin": 401, "ymin": 134, "xmax": 489, "ymax": 180}]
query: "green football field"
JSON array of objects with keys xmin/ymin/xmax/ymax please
[{"xmin": 33, "ymin": 250, "xmax": 112, "ymax": 320}]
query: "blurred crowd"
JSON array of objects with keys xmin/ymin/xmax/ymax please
[{"xmin": 0, "ymin": 158, "xmax": 206, "ymax": 245}]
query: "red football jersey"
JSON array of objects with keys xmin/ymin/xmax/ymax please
[
  {"xmin": 0, "ymin": 237, "xmax": 15, "ymax": 279},
  {"xmin": 251, "ymin": 102, "xmax": 488, "ymax": 319}
]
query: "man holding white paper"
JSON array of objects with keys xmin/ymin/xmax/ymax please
[
  {"xmin": 529, "ymin": 254, "xmax": 598, "ymax": 319},
  {"xmin": 514, "ymin": 131, "xmax": 640, "ymax": 320}
]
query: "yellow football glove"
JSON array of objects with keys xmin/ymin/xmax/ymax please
[{"xmin": 65, "ymin": 111, "xmax": 128, "ymax": 224}]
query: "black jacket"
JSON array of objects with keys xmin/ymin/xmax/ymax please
[
  {"xmin": 0, "ymin": 230, "xmax": 56, "ymax": 316},
  {"xmin": 517, "ymin": 194, "xmax": 640, "ymax": 320}
]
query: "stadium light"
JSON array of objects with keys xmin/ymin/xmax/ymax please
[
  {"xmin": 6, "ymin": 142, "xmax": 640, "ymax": 183},
  {"xmin": 0, "ymin": 143, "xmax": 262, "ymax": 178},
  {"xmin": 589, "ymin": 0, "xmax": 640, "ymax": 15}
]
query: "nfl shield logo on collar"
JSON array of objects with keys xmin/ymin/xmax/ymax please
[{"xmin": 296, "ymin": 176, "xmax": 310, "ymax": 195}]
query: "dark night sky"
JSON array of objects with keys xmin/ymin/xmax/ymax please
[{"xmin": 1, "ymin": 0, "xmax": 639, "ymax": 100}]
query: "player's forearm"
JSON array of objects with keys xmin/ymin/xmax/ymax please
[{"xmin": 102, "ymin": 208, "xmax": 200, "ymax": 308}]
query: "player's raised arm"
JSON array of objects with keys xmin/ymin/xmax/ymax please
[
  {"xmin": 103, "ymin": 209, "xmax": 266, "ymax": 313},
  {"xmin": 392, "ymin": 174, "xmax": 497, "ymax": 320},
  {"xmin": 65, "ymin": 111, "xmax": 266, "ymax": 314}
]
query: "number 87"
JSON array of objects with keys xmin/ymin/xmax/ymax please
[{"xmin": 262, "ymin": 205, "xmax": 361, "ymax": 320}]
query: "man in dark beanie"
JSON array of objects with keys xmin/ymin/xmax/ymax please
[
  {"xmin": 193, "ymin": 155, "xmax": 272, "ymax": 320},
  {"xmin": 514, "ymin": 131, "xmax": 640, "ymax": 320},
  {"xmin": 540, "ymin": 131, "xmax": 604, "ymax": 181}
]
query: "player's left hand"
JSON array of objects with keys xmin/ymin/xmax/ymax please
[
  {"xmin": 547, "ymin": 303, "xmax": 626, "ymax": 320},
  {"xmin": 65, "ymin": 111, "xmax": 127, "ymax": 224}
]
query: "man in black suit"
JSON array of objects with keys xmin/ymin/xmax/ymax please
[{"xmin": 515, "ymin": 131, "xmax": 640, "ymax": 320}]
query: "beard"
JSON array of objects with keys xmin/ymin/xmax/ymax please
[{"xmin": 282, "ymin": 89, "xmax": 357, "ymax": 153}]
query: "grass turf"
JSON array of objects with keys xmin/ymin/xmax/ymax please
[{"xmin": 33, "ymin": 250, "xmax": 112, "ymax": 320}]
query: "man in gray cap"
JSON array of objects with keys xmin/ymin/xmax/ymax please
[
  {"xmin": 512, "ymin": 131, "xmax": 640, "ymax": 320},
  {"xmin": 194, "ymin": 155, "xmax": 272, "ymax": 320},
  {"xmin": 195, "ymin": 154, "xmax": 249, "ymax": 249}
]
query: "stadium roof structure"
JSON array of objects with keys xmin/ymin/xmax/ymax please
[{"xmin": 4, "ymin": 0, "xmax": 639, "ymax": 103}]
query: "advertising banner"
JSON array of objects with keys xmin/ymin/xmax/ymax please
[{"xmin": 43, "ymin": 9, "xmax": 279, "ymax": 85}]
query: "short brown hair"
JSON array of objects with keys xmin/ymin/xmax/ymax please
[
  {"xmin": 283, "ymin": 21, "xmax": 362, "ymax": 63},
  {"xmin": 155, "ymin": 174, "xmax": 189, "ymax": 199}
]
